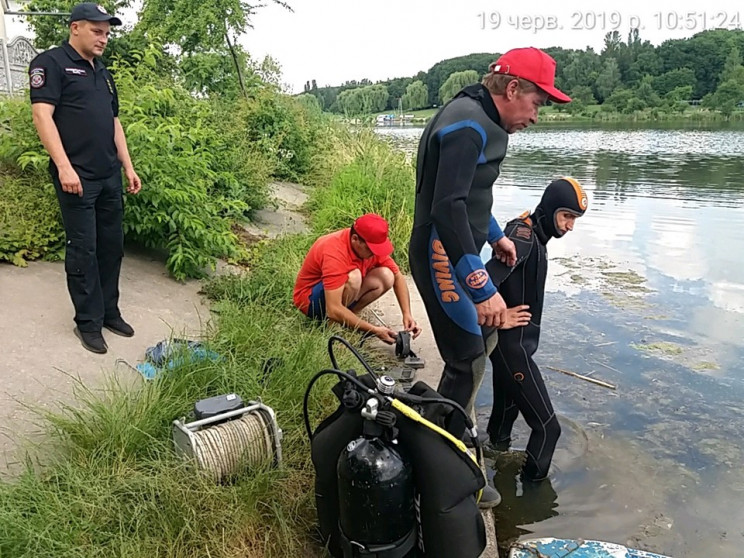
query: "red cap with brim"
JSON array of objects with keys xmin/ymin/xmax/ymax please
[
  {"xmin": 353, "ymin": 213, "xmax": 394, "ymax": 257},
  {"xmin": 489, "ymin": 47, "xmax": 571, "ymax": 104}
]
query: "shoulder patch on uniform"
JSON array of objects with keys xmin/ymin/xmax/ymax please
[
  {"xmin": 29, "ymin": 67, "xmax": 45, "ymax": 88},
  {"xmin": 515, "ymin": 224, "xmax": 532, "ymax": 240},
  {"xmin": 65, "ymin": 67, "xmax": 87, "ymax": 76}
]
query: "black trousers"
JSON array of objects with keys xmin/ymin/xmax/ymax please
[
  {"xmin": 487, "ymin": 324, "xmax": 561, "ymax": 481},
  {"xmin": 409, "ymin": 226, "xmax": 498, "ymax": 438},
  {"xmin": 53, "ymin": 172, "xmax": 124, "ymax": 333}
]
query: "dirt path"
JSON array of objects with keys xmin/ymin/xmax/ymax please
[{"xmin": 0, "ymin": 246, "xmax": 210, "ymax": 472}]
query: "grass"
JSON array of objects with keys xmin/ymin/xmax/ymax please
[
  {"xmin": 0, "ymin": 125, "xmax": 414, "ymax": 557},
  {"xmin": 305, "ymin": 127, "xmax": 415, "ymax": 272}
]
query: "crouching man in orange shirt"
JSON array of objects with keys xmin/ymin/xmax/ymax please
[{"xmin": 293, "ymin": 214, "xmax": 421, "ymax": 344}]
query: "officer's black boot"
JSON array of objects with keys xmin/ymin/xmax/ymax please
[{"xmin": 74, "ymin": 327, "xmax": 107, "ymax": 354}]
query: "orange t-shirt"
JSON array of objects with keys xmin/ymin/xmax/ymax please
[{"xmin": 293, "ymin": 228, "xmax": 400, "ymax": 314}]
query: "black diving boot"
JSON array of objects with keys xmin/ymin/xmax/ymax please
[{"xmin": 478, "ymin": 483, "xmax": 502, "ymax": 509}]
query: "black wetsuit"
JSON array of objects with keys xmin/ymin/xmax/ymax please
[
  {"xmin": 485, "ymin": 178, "xmax": 588, "ymax": 481},
  {"xmin": 409, "ymin": 84, "xmax": 509, "ymax": 437}
]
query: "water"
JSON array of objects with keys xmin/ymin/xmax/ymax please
[{"xmin": 376, "ymin": 123, "xmax": 744, "ymax": 557}]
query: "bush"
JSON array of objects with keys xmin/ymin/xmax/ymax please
[
  {"xmin": 0, "ymin": 172, "xmax": 64, "ymax": 265},
  {"xmin": 112, "ymin": 61, "xmax": 242, "ymax": 278},
  {"xmin": 0, "ymin": 99, "xmax": 66, "ymax": 265}
]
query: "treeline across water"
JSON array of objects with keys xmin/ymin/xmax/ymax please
[{"xmin": 301, "ymin": 29, "xmax": 744, "ymax": 118}]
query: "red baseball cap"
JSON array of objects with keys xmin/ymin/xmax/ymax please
[
  {"xmin": 489, "ymin": 47, "xmax": 571, "ymax": 104},
  {"xmin": 353, "ymin": 214, "xmax": 394, "ymax": 257}
]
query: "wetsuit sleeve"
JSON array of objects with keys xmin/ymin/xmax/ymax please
[
  {"xmin": 486, "ymin": 222, "xmax": 534, "ymax": 287},
  {"xmin": 488, "ymin": 215, "xmax": 504, "ymax": 243},
  {"xmin": 431, "ymin": 126, "xmax": 498, "ymax": 303},
  {"xmin": 29, "ymin": 53, "xmax": 62, "ymax": 105}
]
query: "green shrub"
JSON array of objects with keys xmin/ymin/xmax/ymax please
[
  {"xmin": 0, "ymin": 172, "xmax": 64, "ymax": 265},
  {"xmin": 109, "ymin": 48, "xmax": 249, "ymax": 280}
]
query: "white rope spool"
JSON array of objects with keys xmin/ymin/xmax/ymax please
[{"xmin": 172, "ymin": 402, "xmax": 282, "ymax": 482}]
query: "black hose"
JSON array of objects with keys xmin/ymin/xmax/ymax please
[
  {"xmin": 302, "ymin": 368, "xmax": 375, "ymax": 442},
  {"xmin": 327, "ymin": 335, "xmax": 376, "ymax": 376},
  {"xmin": 305, "ymin": 337, "xmax": 482, "ymax": 462}
]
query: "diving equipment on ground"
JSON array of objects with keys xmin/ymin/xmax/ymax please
[
  {"xmin": 305, "ymin": 336, "xmax": 488, "ymax": 558},
  {"xmin": 172, "ymin": 393, "xmax": 282, "ymax": 482},
  {"xmin": 394, "ymin": 330, "xmax": 425, "ymax": 369},
  {"xmin": 369, "ymin": 309, "xmax": 425, "ymax": 369}
]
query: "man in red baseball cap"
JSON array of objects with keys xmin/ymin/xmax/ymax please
[
  {"xmin": 294, "ymin": 214, "xmax": 421, "ymax": 343},
  {"xmin": 409, "ymin": 46, "xmax": 569, "ymax": 507},
  {"xmin": 484, "ymin": 47, "xmax": 571, "ymax": 132}
]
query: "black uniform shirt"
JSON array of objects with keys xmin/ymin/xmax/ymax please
[{"xmin": 29, "ymin": 40, "xmax": 120, "ymax": 180}]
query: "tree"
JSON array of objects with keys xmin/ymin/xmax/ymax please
[
  {"xmin": 664, "ymin": 85, "xmax": 693, "ymax": 112},
  {"xmin": 382, "ymin": 77, "xmax": 414, "ymax": 110},
  {"xmin": 594, "ymin": 58, "xmax": 621, "ymax": 102},
  {"xmin": 401, "ymin": 81, "xmax": 428, "ymax": 111},
  {"xmin": 656, "ymin": 29, "xmax": 740, "ymax": 98},
  {"xmin": 138, "ymin": 0, "xmax": 292, "ymax": 98},
  {"xmin": 296, "ymin": 93, "xmax": 322, "ymax": 113},
  {"xmin": 336, "ymin": 84, "xmax": 389, "ymax": 116},
  {"xmin": 634, "ymin": 75, "xmax": 661, "ymax": 108},
  {"xmin": 424, "ymin": 53, "xmax": 497, "ymax": 105},
  {"xmin": 561, "ymin": 48, "xmax": 601, "ymax": 92},
  {"xmin": 653, "ymin": 68, "xmax": 696, "ymax": 96},
  {"xmin": 706, "ymin": 80, "xmax": 744, "ymax": 117},
  {"xmin": 439, "ymin": 70, "xmax": 479, "ymax": 104},
  {"xmin": 601, "ymin": 88, "xmax": 633, "ymax": 112},
  {"xmin": 721, "ymin": 46, "xmax": 744, "ymax": 83}
]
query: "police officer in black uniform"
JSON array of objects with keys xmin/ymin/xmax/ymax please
[{"xmin": 29, "ymin": 3, "xmax": 140, "ymax": 354}]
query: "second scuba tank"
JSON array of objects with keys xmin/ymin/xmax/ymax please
[{"xmin": 336, "ymin": 398, "xmax": 417, "ymax": 557}]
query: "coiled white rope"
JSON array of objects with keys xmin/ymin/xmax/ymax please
[{"xmin": 191, "ymin": 411, "xmax": 276, "ymax": 481}]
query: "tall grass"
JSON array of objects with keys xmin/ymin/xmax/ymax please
[
  {"xmin": 0, "ymin": 125, "xmax": 413, "ymax": 557},
  {"xmin": 0, "ymin": 237, "xmax": 370, "ymax": 557},
  {"xmin": 305, "ymin": 127, "xmax": 416, "ymax": 271}
]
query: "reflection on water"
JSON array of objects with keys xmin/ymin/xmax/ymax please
[{"xmin": 377, "ymin": 124, "xmax": 744, "ymax": 557}]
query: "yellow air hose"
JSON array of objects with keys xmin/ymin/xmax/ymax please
[{"xmin": 390, "ymin": 398, "xmax": 484, "ymax": 502}]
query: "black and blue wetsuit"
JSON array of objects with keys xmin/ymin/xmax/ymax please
[
  {"xmin": 485, "ymin": 178, "xmax": 588, "ymax": 481},
  {"xmin": 409, "ymin": 84, "xmax": 509, "ymax": 437}
]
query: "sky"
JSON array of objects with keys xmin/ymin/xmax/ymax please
[
  {"xmin": 4, "ymin": 0, "xmax": 742, "ymax": 93},
  {"xmin": 238, "ymin": 0, "xmax": 743, "ymax": 93}
]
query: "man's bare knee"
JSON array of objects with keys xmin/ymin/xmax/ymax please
[
  {"xmin": 378, "ymin": 267, "xmax": 395, "ymax": 291},
  {"xmin": 343, "ymin": 269, "xmax": 362, "ymax": 306}
]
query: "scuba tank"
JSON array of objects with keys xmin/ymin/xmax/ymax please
[
  {"xmin": 305, "ymin": 336, "xmax": 487, "ymax": 558},
  {"xmin": 337, "ymin": 394, "xmax": 417, "ymax": 557}
]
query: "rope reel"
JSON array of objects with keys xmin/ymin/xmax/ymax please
[{"xmin": 172, "ymin": 395, "xmax": 282, "ymax": 482}]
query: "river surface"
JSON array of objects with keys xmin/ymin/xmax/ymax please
[{"xmin": 375, "ymin": 123, "xmax": 744, "ymax": 558}]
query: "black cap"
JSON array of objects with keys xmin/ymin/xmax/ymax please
[{"xmin": 69, "ymin": 3, "xmax": 122, "ymax": 25}]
